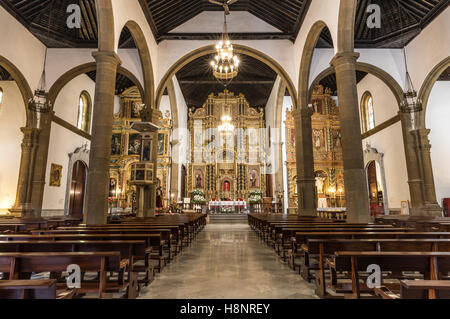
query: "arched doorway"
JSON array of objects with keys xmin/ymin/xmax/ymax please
[
  {"xmin": 366, "ymin": 161, "xmax": 384, "ymax": 216},
  {"xmin": 69, "ymin": 160, "xmax": 87, "ymax": 218}
]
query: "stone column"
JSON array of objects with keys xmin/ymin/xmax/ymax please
[
  {"xmin": 410, "ymin": 128, "xmax": 442, "ymax": 216},
  {"xmin": 84, "ymin": 51, "xmax": 121, "ymax": 225},
  {"xmin": 331, "ymin": 52, "xmax": 370, "ymax": 223},
  {"xmin": 142, "ymin": 108, "xmax": 161, "ymax": 218},
  {"xmin": 293, "ymin": 107, "xmax": 316, "ymax": 216},
  {"xmin": 170, "ymin": 139, "xmax": 180, "ymax": 203},
  {"xmin": 399, "ymin": 111, "xmax": 426, "ymax": 213},
  {"xmin": 29, "ymin": 110, "xmax": 54, "ymax": 217},
  {"xmin": 9, "ymin": 127, "xmax": 40, "ymax": 217}
]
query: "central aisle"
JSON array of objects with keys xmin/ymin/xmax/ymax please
[{"xmin": 140, "ymin": 221, "xmax": 317, "ymax": 299}]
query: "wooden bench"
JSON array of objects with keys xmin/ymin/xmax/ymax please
[
  {"xmin": 0, "ymin": 233, "xmax": 166, "ymax": 273},
  {"xmin": 0, "ymin": 240, "xmax": 152, "ymax": 288},
  {"xmin": 327, "ymin": 251, "xmax": 450, "ymax": 299},
  {"xmin": 292, "ymin": 232, "xmax": 450, "ymax": 280},
  {"xmin": 399, "ymin": 280, "xmax": 450, "ymax": 299},
  {"xmin": 0, "ymin": 279, "xmax": 74, "ymax": 299},
  {"xmin": 303, "ymin": 238, "xmax": 450, "ymax": 298},
  {"xmin": 0, "ymin": 252, "xmax": 135, "ymax": 299}
]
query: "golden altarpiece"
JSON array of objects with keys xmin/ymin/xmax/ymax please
[
  {"xmin": 109, "ymin": 86, "xmax": 172, "ymax": 209},
  {"xmin": 285, "ymin": 85, "xmax": 346, "ymax": 209},
  {"xmin": 187, "ymin": 90, "xmax": 267, "ymax": 201}
]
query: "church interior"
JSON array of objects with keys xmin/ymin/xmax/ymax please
[{"xmin": 0, "ymin": 0, "xmax": 449, "ymax": 301}]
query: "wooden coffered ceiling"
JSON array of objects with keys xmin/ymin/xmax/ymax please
[
  {"xmin": 175, "ymin": 53, "xmax": 277, "ymax": 108},
  {"xmin": 0, "ymin": 0, "xmax": 447, "ymax": 48}
]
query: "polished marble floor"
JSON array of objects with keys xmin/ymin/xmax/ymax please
[{"xmin": 139, "ymin": 222, "xmax": 318, "ymax": 299}]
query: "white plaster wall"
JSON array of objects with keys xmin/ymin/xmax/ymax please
[
  {"xmin": 358, "ymin": 74, "xmax": 410, "ymax": 209},
  {"xmin": 160, "ymin": 95, "xmax": 171, "ymax": 118},
  {"xmin": 0, "ymin": 81, "xmax": 26, "ymax": 211},
  {"xmin": 357, "ymin": 74, "xmax": 399, "ymax": 126},
  {"xmin": 362, "ymin": 122, "xmax": 410, "ymax": 209},
  {"xmin": 0, "ymin": 7, "xmax": 46, "ymax": 91},
  {"xmin": 426, "ymin": 81, "xmax": 450, "ymax": 205},
  {"xmin": 111, "ymin": 0, "xmax": 159, "ymax": 89},
  {"xmin": 170, "ymin": 11, "xmax": 283, "ymax": 33},
  {"xmin": 42, "ymin": 123, "xmax": 90, "ymax": 211},
  {"xmin": 42, "ymin": 75, "xmax": 95, "ymax": 211},
  {"xmin": 406, "ymin": 7, "xmax": 450, "ymax": 93},
  {"xmin": 53, "ymin": 74, "xmax": 96, "ymax": 130}
]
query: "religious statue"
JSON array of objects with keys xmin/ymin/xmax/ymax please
[
  {"xmin": 156, "ymin": 186, "xmax": 163, "ymax": 209},
  {"xmin": 313, "ymin": 130, "xmax": 321, "ymax": 148},
  {"xmin": 334, "ymin": 131, "xmax": 342, "ymax": 147},
  {"xmin": 315, "ymin": 176, "xmax": 326, "ymax": 194},
  {"xmin": 195, "ymin": 173, "xmax": 202, "ymax": 188}
]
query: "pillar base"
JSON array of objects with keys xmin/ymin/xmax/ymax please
[
  {"xmin": 297, "ymin": 207, "xmax": 316, "ymax": 217},
  {"xmin": 8, "ymin": 204, "xmax": 36, "ymax": 218},
  {"xmin": 411, "ymin": 204, "xmax": 443, "ymax": 218}
]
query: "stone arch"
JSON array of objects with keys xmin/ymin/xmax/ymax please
[
  {"xmin": 166, "ymin": 78, "xmax": 179, "ymax": 130},
  {"xmin": 308, "ymin": 62, "xmax": 404, "ymax": 107},
  {"xmin": 95, "ymin": 0, "xmax": 115, "ymax": 52},
  {"xmin": 48, "ymin": 62, "xmax": 144, "ymax": 105},
  {"xmin": 0, "ymin": 55, "xmax": 35, "ymax": 127},
  {"xmin": 337, "ymin": 0, "xmax": 357, "ymax": 53},
  {"xmin": 418, "ymin": 56, "xmax": 450, "ymax": 128},
  {"xmin": 155, "ymin": 44, "xmax": 298, "ymax": 110},
  {"xmin": 298, "ymin": 20, "xmax": 333, "ymax": 109},
  {"xmin": 119, "ymin": 21, "xmax": 155, "ymax": 108}
]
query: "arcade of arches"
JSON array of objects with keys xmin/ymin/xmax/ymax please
[{"xmin": 0, "ymin": 0, "xmax": 449, "ymax": 300}]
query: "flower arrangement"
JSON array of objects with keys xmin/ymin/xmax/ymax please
[
  {"xmin": 191, "ymin": 190, "xmax": 206, "ymax": 204},
  {"xmin": 248, "ymin": 190, "xmax": 263, "ymax": 204}
]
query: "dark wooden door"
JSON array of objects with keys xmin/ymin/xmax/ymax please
[
  {"xmin": 367, "ymin": 161, "xmax": 384, "ymax": 216},
  {"xmin": 69, "ymin": 161, "xmax": 87, "ymax": 218}
]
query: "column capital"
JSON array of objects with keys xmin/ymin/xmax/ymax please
[
  {"xmin": 92, "ymin": 50, "xmax": 122, "ymax": 66},
  {"xmin": 330, "ymin": 52, "xmax": 360, "ymax": 67}
]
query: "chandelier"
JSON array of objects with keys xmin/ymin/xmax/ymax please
[
  {"xmin": 397, "ymin": 1, "xmax": 422, "ymax": 116},
  {"xmin": 218, "ymin": 115, "xmax": 234, "ymax": 132},
  {"xmin": 218, "ymin": 93, "xmax": 234, "ymax": 132},
  {"xmin": 400, "ymin": 48, "xmax": 422, "ymax": 114},
  {"xmin": 210, "ymin": 13, "xmax": 239, "ymax": 86},
  {"xmin": 29, "ymin": 2, "xmax": 53, "ymax": 114}
]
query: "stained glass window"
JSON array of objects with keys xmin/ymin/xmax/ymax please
[{"xmin": 361, "ymin": 92, "xmax": 375, "ymax": 133}]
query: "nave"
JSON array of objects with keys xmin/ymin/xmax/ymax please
[{"xmin": 140, "ymin": 222, "xmax": 317, "ymax": 299}]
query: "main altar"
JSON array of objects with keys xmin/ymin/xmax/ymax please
[{"xmin": 187, "ymin": 90, "xmax": 267, "ymax": 203}]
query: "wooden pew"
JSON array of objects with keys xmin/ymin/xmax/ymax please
[
  {"xmin": 303, "ymin": 238, "xmax": 450, "ymax": 298},
  {"xmin": 0, "ymin": 252, "xmax": 135, "ymax": 299},
  {"xmin": 32, "ymin": 228, "xmax": 174, "ymax": 265},
  {"xmin": 0, "ymin": 279, "xmax": 74, "ymax": 299},
  {"xmin": 399, "ymin": 280, "xmax": 450, "ymax": 299},
  {"xmin": 292, "ymin": 232, "xmax": 450, "ymax": 281},
  {"xmin": 327, "ymin": 251, "xmax": 450, "ymax": 299},
  {"xmin": 0, "ymin": 233, "xmax": 166, "ymax": 273},
  {"xmin": 0, "ymin": 240, "xmax": 151, "ymax": 288}
]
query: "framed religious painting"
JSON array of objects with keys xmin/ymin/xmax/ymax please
[
  {"xmin": 401, "ymin": 200, "xmax": 410, "ymax": 216},
  {"xmin": 157, "ymin": 132, "xmax": 168, "ymax": 156},
  {"xmin": 49, "ymin": 164, "xmax": 63, "ymax": 187},
  {"xmin": 128, "ymin": 134, "xmax": 142, "ymax": 156},
  {"xmin": 111, "ymin": 133, "xmax": 122, "ymax": 156},
  {"xmin": 248, "ymin": 167, "xmax": 260, "ymax": 189},
  {"xmin": 192, "ymin": 166, "xmax": 205, "ymax": 190}
]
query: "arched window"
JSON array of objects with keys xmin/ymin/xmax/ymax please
[
  {"xmin": 361, "ymin": 92, "xmax": 375, "ymax": 133},
  {"xmin": 77, "ymin": 91, "xmax": 92, "ymax": 133}
]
